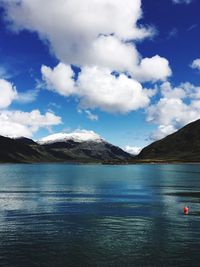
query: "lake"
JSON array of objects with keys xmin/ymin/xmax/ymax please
[{"xmin": 0, "ymin": 164, "xmax": 200, "ymax": 267}]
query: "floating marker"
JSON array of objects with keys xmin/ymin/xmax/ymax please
[{"xmin": 184, "ymin": 206, "xmax": 189, "ymax": 215}]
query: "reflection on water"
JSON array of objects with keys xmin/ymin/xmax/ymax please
[{"xmin": 0, "ymin": 164, "xmax": 200, "ymax": 266}]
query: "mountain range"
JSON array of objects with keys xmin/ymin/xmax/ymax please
[
  {"xmin": 0, "ymin": 130, "xmax": 133, "ymax": 163},
  {"xmin": 1, "ymin": 119, "xmax": 200, "ymax": 163}
]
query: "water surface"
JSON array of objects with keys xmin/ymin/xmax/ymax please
[{"xmin": 0, "ymin": 164, "xmax": 200, "ymax": 267}]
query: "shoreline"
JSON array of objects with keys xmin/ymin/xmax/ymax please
[{"xmin": 1, "ymin": 160, "xmax": 200, "ymax": 165}]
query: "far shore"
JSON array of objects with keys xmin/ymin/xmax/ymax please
[{"xmin": 1, "ymin": 160, "xmax": 200, "ymax": 165}]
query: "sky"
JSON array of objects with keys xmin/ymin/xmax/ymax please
[{"xmin": 0, "ymin": 0, "xmax": 200, "ymax": 154}]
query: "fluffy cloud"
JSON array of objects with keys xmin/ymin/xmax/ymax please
[
  {"xmin": 147, "ymin": 82, "xmax": 200, "ymax": 140},
  {"xmin": 134, "ymin": 55, "xmax": 172, "ymax": 82},
  {"xmin": 191, "ymin": 59, "xmax": 200, "ymax": 71},
  {"xmin": 0, "ymin": 0, "xmax": 173, "ymax": 133},
  {"xmin": 0, "ymin": 76, "xmax": 61, "ymax": 137},
  {"xmin": 1, "ymin": 0, "xmax": 172, "ymax": 82},
  {"xmin": 77, "ymin": 66, "xmax": 152, "ymax": 113},
  {"xmin": 172, "ymin": 0, "xmax": 192, "ymax": 4},
  {"xmin": 0, "ymin": 79, "xmax": 17, "ymax": 108},
  {"xmin": 89, "ymin": 35, "xmax": 140, "ymax": 73},
  {"xmin": 41, "ymin": 63, "xmax": 76, "ymax": 96},
  {"xmin": 1, "ymin": 0, "xmax": 152, "ymax": 71},
  {"xmin": 0, "ymin": 75, "xmax": 61, "ymax": 138},
  {"xmin": 0, "ymin": 110, "xmax": 62, "ymax": 138},
  {"xmin": 42, "ymin": 63, "xmax": 153, "ymax": 113},
  {"xmin": 0, "ymin": 77, "xmax": 38, "ymax": 107},
  {"xmin": 124, "ymin": 146, "xmax": 142, "ymax": 155}
]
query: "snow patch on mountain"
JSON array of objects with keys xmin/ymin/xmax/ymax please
[{"xmin": 38, "ymin": 130, "xmax": 104, "ymax": 144}]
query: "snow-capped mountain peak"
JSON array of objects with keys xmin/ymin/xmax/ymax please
[{"xmin": 38, "ymin": 130, "xmax": 104, "ymax": 144}]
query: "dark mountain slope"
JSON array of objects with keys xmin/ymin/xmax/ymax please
[
  {"xmin": 0, "ymin": 136, "xmax": 51, "ymax": 162},
  {"xmin": 0, "ymin": 136, "xmax": 132, "ymax": 163},
  {"xmin": 42, "ymin": 140, "xmax": 132, "ymax": 163},
  {"xmin": 138, "ymin": 119, "xmax": 200, "ymax": 161}
]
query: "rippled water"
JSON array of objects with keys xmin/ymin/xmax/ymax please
[{"xmin": 0, "ymin": 164, "xmax": 200, "ymax": 267}]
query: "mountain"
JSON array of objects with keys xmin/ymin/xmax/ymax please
[
  {"xmin": 38, "ymin": 131, "xmax": 132, "ymax": 163},
  {"xmin": 137, "ymin": 119, "xmax": 200, "ymax": 162},
  {"xmin": 0, "ymin": 131, "xmax": 133, "ymax": 163},
  {"xmin": 0, "ymin": 136, "xmax": 55, "ymax": 163}
]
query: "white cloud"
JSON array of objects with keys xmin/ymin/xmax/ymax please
[
  {"xmin": 151, "ymin": 125, "xmax": 177, "ymax": 140},
  {"xmin": 0, "ymin": 74, "xmax": 38, "ymax": 107},
  {"xmin": 1, "ymin": 0, "xmax": 173, "ymax": 84},
  {"xmin": 134, "ymin": 55, "xmax": 172, "ymax": 82},
  {"xmin": 41, "ymin": 63, "xmax": 76, "ymax": 96},
  {"xmin": 124, "ymin": 146, "xmax": 142, "ymax": 155},
  {"xmin": 1, "ymin": 0, "xmax": 154, "ymax": 71},
  {"xmin": 78, "ymin": 66, "xmax": 151, "ymax": 113},
  {"xmin": 1, "ymin": 0, "xmax": 173, "ymax": 131},
  {"xmin": 147, "ymin": 81, "xmax": 200, "ymax": 140},
  {"xmin": 0, "ymin": 75, "xmax": 61, "ymax": 138},
  {"xmin": 42, "ymin": 63, "xmax": 153, "ymax": 114},
  {"xmin": 160, "ymin": 81, "xmax": 186, "ymax": 99},
  {"xmin": 89, "ymin": 35, "xmax": 140, "ymax": 73},
  {"xmin": 0, "ymin": 110, "xmax": 62, "ymax": 138},
  {"xmin": 191, "ymin": 59, "xmax": 200, "ymax": 71},
  {"xmin": 172, "ymin": 0, "xmax": 192, "ymax": 4},
  {"xmin": 0, "ymin": 79, "xmax": 17, "ymax": 108}
]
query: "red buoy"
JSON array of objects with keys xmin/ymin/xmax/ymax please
[{"xmin": 184, "ymin": 206, "xmax": 189, "ymax": 215}]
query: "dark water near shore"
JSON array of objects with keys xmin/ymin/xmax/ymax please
[{"xmin": 0, "ymin": 164, "xmax": 200, "ymax": 267}]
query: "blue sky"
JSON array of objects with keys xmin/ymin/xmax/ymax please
[{"xmin": 0, "ymin": 0, "xmax": 200, "ymax": 153}]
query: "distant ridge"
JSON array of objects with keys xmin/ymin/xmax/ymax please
[
  {"xmin": 0, "ymin": 131, "xmax": 133, "ymax": 163},
  {"xmin": 137, "ymin": 119, "xmax": 200, "ymax": 162},
  {"xmin": 3, "ymin": 119, "xmax": 200, "ymax": 164}
]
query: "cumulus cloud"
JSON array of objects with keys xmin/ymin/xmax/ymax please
[
  {"xmin": 42, "ymin": 63, "xmax": 153, "ymax": 113},
  {"xmin": 0, "ymin": 75, "xmax": 62, "ymax": 138},
  {"xmin": 191, "ymin": 59, "xmax": 200, "ymax": 71},
  {"xmin": 147, "ymin": 82, "xmax": 200, "ymax": 140},
  {"xmin": 77, "ymin": 66, "xmax": 152, "ymax": 113},
  {"xmin": 124, "ymin": 146, "xmax": 142, "ymax": 155},
  {"xmin": 0, "ymin": 0, "xmax": 173, "ymax": 131},
  {"xmin": 0, "ymin": 110, "xmax": 62, "ymax": 138},
  {"xmin": 0, "ymin": 72, "xmax": 38, "ymax": 107},
  {"xmin": 0, "ymin": 78, "xmax": 17, "ymax": 108},
  {"xmin": 0, "ymin": 0, "xmax": 172, "ymax": 82},
  {"xmin": 41, "ymin": 63, "xmax": 76, "ymax": 96},
  {"xmin": 89, "ymin": 35, "xmax": 140, "ymax": 73},
  {"xmin": 1, "ymin": 0, "xmax": 153, "ymax": 71},
  {"xmin": 134, "ymin": 55, "xmax": 172, "ymax": 82},
  {"xmin": 172, "ymin": 0, "xmax": 192, "ymax": 4}
]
